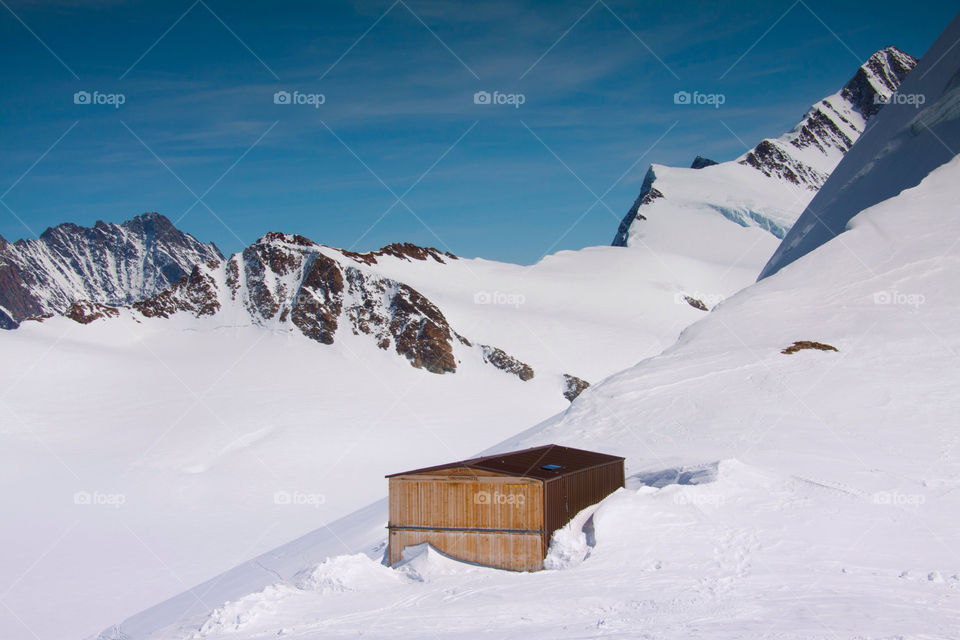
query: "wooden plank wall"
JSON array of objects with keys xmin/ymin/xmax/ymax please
[
  {"xmin": 388, "ymin": 473, "xmax": 545, "ymax": 571},
  {"xmin": 543, "ymin": 461, "xmax": 625, "ymax": 550},
  {"xmin": 389, "ymin": 475, "xmax": 543, "ymax": 531},
  {"xmin": 387, "ymin": 528, "xmax": 544, "ymax": 572}
]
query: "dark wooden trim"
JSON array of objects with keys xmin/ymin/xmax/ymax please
[{"xmin": 388, "ymin": 524, "xmax": 543, "ymax": 536}]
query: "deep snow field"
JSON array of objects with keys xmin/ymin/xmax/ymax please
[
  {"xmin": 106, "ymin": 151, "xmax": 960, "ymax": 640},
  {"xmin": 0, "ymin": 234, "xmax": 773, "ymax": 640}
]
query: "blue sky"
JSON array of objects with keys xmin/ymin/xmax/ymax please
[{"xmin": 0, "ymin": 0, "xmax": 954, "ymax": 264}]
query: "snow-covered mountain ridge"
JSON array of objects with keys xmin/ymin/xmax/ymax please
[
  {"xmin": 0, "ymin": 212, "xmax": 222, "ymax": 329},
  {"xmin": 761, "ymin": 36, "xmax": 960, "ymax": 277},
  {"xmin": 613, "ymin": 46, "xmax": 916, "ymax": 246},
  {"xmin": 98, "ymin": 231, "xmax": 535, "ymax": 377}
]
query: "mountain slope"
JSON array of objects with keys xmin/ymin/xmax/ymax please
[
  {"xmin": 0, "ymin": 212, "xmax": 222, "ymax": 328},
  {"xmin": 101, "ymin": 19, "xmax": 960, "ymax": 638},
  {"xmin": 115, "ymin": 91, "xmax": 960, "ymax": 640},
  {"xmin": 56, "ymin": 220, "xmax": 775, "ymax": 384},
  {"xmin": 105, "ymin": 138, "xmax": 960, "ymax": 640},
  {"xmin": 613, "ymin": 46, "xmax": 916, "ymax": 247},
  {"xmin": 1, "ymin": 230, "xmax": 767, "ymax": 640},
  {"xmin": 761, "ymin": 15, "xmax": 960, "ymax": 278}
]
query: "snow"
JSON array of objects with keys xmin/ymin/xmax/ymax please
[
  {"xmin": 760, "ymin": 13, "xmax": 960, "ymax": 278},
  {"xmin": 2, "ymin": 22, "xmax": 954, "ymax": 640},
  {"xmin": 0, "ymin": 317, "xmax": 559, "ymax": 640},
  {"xmin": 622, "ymin": 162, "xmax": 811, "ymax": 242},
  {"xmin": 616, "ymin": 47, "xmax": 915, "ymax": 251},
  {"xmin": 325, "ymin": 243, "xmax": 770, "ymax": 382},
  {"xmin": 0, "ymin": 217, "xmax": 773, "ymax": 640},
  {"xmin": 103, "ymin": 56, "xmax": 960, "ymax": 637}
]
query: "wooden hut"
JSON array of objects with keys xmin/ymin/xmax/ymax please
[{"xmin": 386, "ymin": 444, "xmax": 625, "ymax": 571}]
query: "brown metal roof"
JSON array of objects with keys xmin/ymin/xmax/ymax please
[{"xmin": 386, "ymin": 444, "xmax": 624, "ymax": 480}]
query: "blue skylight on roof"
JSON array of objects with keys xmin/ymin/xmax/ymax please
[{"xmin": 541, "ymin": 464, "xmax": 563, "ymax": 471}]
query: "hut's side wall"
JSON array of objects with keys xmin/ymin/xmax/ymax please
[
  {"xmin": 387, "ymin": 529, "xmax": 543, "ymax": 571},
  {"xmin": 542, "ymin": 461, "xmax": 625, "ymax": 550},
  {"xmin": 388, "ymin": 474, "xmax": 544, "ymax": 571}
]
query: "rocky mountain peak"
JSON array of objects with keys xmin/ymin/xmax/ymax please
[
  {"xmin": 690, "ymin": 155, "xmax": 718, "ymax": 169},
  {"xmin": 613, "ymin": 46, "xmax": 918, "ymax": 248},
  {"xmin": 341, "ymin": 242, "xmax": 457, "ymax": 266},
  {"xmin": 0, "ymin": 212, "xmax": 223, "ymax": 328},
  {"xmin": 255, "ymin": 231, "xmax": 315, "ymax": 247},
  {"xmin": 841, "ymin": 46, "xmax": 918, "ymax": 118},
  {"xmin": 612, "ymin": 166, "xmax": 659, "ymax": 246}
]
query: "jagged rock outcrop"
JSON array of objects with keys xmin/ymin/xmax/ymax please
[
  {"xmin": 781, "ymin": 341, "xmax": 838, "ymax": 355},
  {"xmin": 480, "ymin": 345, "xmax": 535, "ymax": 381},
  {"xmin": 0, "ymin": 213, "xmax": 222, "ymax": 328},
  {"xmin": 93, "ymin": 232, "xmax": 521, "ymax": 377},
  {"xmin": 612, "ymin": 168, "xmax": 660, "ymax": 245},
  {"xmin": 739, "ymin": 47, "xmax": 916, "ymax": 190},
  {"xmin": 739, "ymin": 139, "xmax": 830, "ymax": 188},
  {"xmin": 65, "ymin": 300, "xmax": 120, "ymax": 324},
  {"xmin": 841, "ymin": 46, "xmax": 918, "ymax": 118},
  {"xmin": 682, "ymin": 296, "xmax": 708, "ymax": 311},
  {"xmin": 690, "ymin": 155, "xmax": 717, "ymax": 169},
  {"xmin": 562, "ymin": 374, "xmax": 590, "ymax": 402},
  {"xmin": 133, "ymin": 261, "xmax": 222, "ymax": 319},
  {"xmin": 340, "ymin": 242, "xmax": 457, "ymax": 266}
]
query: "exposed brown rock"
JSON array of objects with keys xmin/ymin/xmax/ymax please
[
  {"xmin": 341, "ymin": 242, "xmax": 457, "ymax": 266},
  {"xmin": 259, "ymin": 231, "xmax": 315, "ymax": 247},
  {"xmin": 562, "ymin": 374, "xmax": 590, "ymax": 402},
  {"xmin": 739, "ymin": 140, "xmax": 829, "ymax": 190},
  {"xmin": 0, "ymin": 255, "xmax": 44, "ymax": 328},
  {"xmin": 481, "ymin": 345, "xmax": 534, "ymax": 381},
  {"xmin": 781, "ymin": 341, "xmax": 838, "ymax": 355},
  {"xmin": 291, "ymin": 254, "xmax": 343, "ymax": 345},
  {"xmin": 388, "ymin": 283, "xmax": 457, "ymax": 374},
  {"xmin": 790, "ymin": 108, "xmax": 854, "ymax": 155},
  {"xmin": 683, "ymin": 296, "xmax": 708, "ymax": 311},
  {"xmin": 133, "ymin": 265, "xmax": 221, "ymax": 319},
  {"xmin": 241, "ymin": 244, "xmax": 284, "ymax": 320},
  {"xmin": 225, "ymin": 255, "xmax": 241, "ymax": 300},
  {"xmin": 339, "ymin": 249, "xmax": 378, "ymax": 265},
  {"xmin": 639, "ymin": 187, "xmax": 663, "ymax": 206},
  {"xmin": 841, "ymin": 47, "xmax": 917, "ymax": 118},
  {"xmin": 66, "ymin": 301, "xmax": 119, "ymax": 324}
]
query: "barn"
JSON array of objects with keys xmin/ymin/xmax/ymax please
[{"xmin": 386, "ymin": 444, "xmax": 625, "ymax": 571}]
